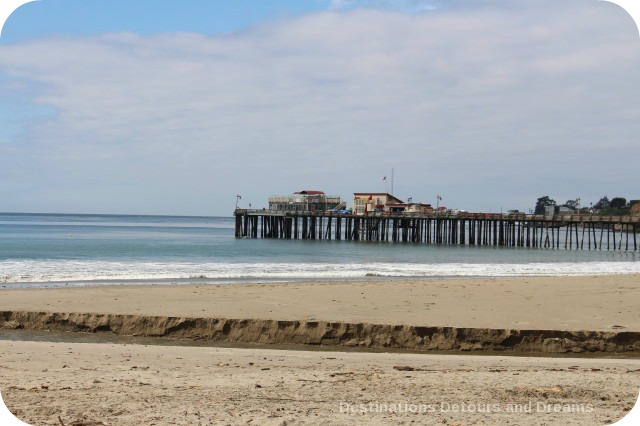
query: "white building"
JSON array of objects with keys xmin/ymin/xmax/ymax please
[{"xmin": 269, "ymin": 190, "xmax": 343, "ymax": 212}]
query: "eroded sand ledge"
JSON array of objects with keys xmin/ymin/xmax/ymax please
[{"xmin": 2, "ymin": 310, "xmax": 639, "ymax": 353}]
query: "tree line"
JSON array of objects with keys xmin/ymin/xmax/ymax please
[{"xmin": 534, "ymin": 196, "xmax": 633, "ymax": 215}]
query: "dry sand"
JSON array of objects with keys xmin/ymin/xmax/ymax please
[
  {"xmin": 1, "ymin": 340, "xmax": 639, "ymax": 425},
  {"xmin": 1, "ymin": 275, "xmax": 640, "ymax": 425}
]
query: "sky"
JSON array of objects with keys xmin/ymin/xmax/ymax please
[{"xmin": 0, "ymin": 0, "xmax": 639, "ymax": 216}]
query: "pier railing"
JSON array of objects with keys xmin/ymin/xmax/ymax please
[{"xmin": 233, "ymin": 209, "xmax": 640, "ymax": 251}]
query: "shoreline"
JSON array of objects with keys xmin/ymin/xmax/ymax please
[
  {"xmin": 3, "ymin": 270, "xmax": 640, "ymax": 290},
  {"xmin": 4, "ymin": 257, "xmax": 640, "ymax": 289},
  {"xmin": 0, "ymin": 274, "xmax": 516, "ymax": 290}
]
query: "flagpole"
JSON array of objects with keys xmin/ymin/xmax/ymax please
[{"xmin": 391, "ymin": 168, "xmax": 394, "ymax": 195}]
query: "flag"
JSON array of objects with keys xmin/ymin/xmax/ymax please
[{"xmin": 368, "ymin": 195, "xmax": 373, "ymax": 201}]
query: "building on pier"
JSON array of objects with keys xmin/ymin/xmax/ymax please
[
  {"xmin": 386, "ymin": 202, "xmax": 434, "ymax": 215},
  {"xmin": 557, "ymin": 206, "xmax": 576, "ymax": 216},
  {"xmin": 353, "ymin": 193, "xmax": 404, "ymax": 215},
  {"xmin": 269, "ymin": 190, "xmax": 343, "ymax": 212},
  {"xmin": 353, "ymin": 193, "xmax": 434, "ymax": 215}
]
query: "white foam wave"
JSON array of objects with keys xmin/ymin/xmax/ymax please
[{"xmin": 2, "ymin": 259, "xmax": 640, "ymax": 284}]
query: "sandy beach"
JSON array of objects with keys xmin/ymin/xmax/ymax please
[
  {"xmin": 2, "ymin": 340, "xmax": 639, "ymax": 425},
  {"xmin": 2, "ymin": 274, "xmax": 640, "ymax": 331},
  {"xmin": 1, "ymin": 275, "xmax": 640, "ymax": 424}
]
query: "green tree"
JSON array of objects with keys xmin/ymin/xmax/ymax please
[
  {"xmin": 562, "ymin": 199, "xmax": 578, "ymax": 210},
  {"xmin": 594, "ymin": 196, "xmax": 610, "ymax": 210},
  {"xmin": 610, "ymin": 197, "xmax": 627, "ymax": 209},
  {"xmin": 535, "ymin": 196, "xmax": 556, "ymax": 215}
]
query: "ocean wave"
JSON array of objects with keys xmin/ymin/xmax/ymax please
[{"xmin": 2, "ymin": 259, "xmax": 640, "ymax": 284}]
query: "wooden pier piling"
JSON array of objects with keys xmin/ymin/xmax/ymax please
[{"xmin": 234, "ymin": 210, "xmax": 640, "ymax": 251}]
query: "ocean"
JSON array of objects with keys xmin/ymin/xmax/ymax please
[{"xmin": 1, "ymin": 212, "xmax": 639, "ymax": 288}]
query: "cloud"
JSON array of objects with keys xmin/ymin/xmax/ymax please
[
  {"xmin": 0, "ymin": 0, "xmax": 639, "ymax": 214},
  {"xmin": 328, "ymin": 0, "xmax": 440, "ymax": 12}
]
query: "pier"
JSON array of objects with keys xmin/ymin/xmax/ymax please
[{"xmin": 234, "ymin": 210, "xmax": 640, "ymax": 251}]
